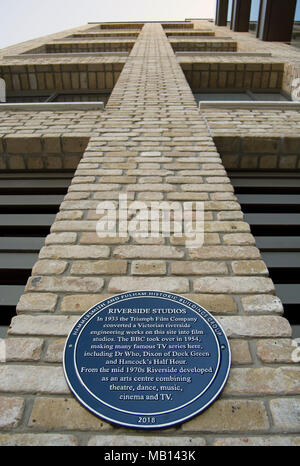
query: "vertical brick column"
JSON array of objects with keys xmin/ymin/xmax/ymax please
[{"xmin": 1, "ymin": 23, "xmax": 299, "ymax": 447}]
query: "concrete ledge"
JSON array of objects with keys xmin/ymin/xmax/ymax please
[
  {"xmin": 177, "ymin": 51, "xmax": 272, "ymax": 56},
  {"xmin": 0, "ymin": 102, "xmax": 105, "ymax": 111},
  {"xmin": 199, "ymin": 101, "xmax": 300, "ymax": 110},
  {"xmin": 170, "ymin": 36, "xmax": 233, "ymax": 40},
  {"xmin": 5, "ymin": 52, "xmax": 129, "ymax": 58}
]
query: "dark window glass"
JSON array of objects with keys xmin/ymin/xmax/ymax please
[
  {"xmin": 229, "ymin": 172, "xmax": 300, "ymax": 339},
  {"xmin": 194, "ymin": 91, "xmax": 290, "ymax": 104},
  {"xmin": 0, "ymin": 172, "xmax": 74, "ymax": 338}
]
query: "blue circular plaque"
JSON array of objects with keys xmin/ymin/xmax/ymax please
[{"xmin": 63, "ymin": 291, "xmax": 231, "ymax": 429}]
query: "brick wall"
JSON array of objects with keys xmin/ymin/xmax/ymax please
[
  {"xmin": 181, "ymin": 59, "xmax": 284, "ymax": 90},
  {"xmin": 0, "ymin": 62, "xmax": 124, "ymax": 92},
  {"xmin": 203, "ymin": 107, "xmax": 300, "ymax": 136},
  {"xmin": 214, "ymin": 133, "xmax": 300, "ymax": 170},
  {"xmin": 0, "ymin": 134, "xmax": 91, "ymax": 170},
  {"xmin": 28, "ymin": 40, "xmax": 135, "ymax": 54},
  {"xmin": 0, "ymin": 21, "xmax": 299, "ymax": 447},
  {"xmin": 170, "ymin": 38, "xmax": 237, "ymax": 52}
]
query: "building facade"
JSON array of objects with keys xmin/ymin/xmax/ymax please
[{"xmin": 0, "ymin": 12, "xmax": 299, "ymax": 446}]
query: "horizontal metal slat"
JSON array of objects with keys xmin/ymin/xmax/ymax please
[
  {"xmin": 291, "ymin": 325, "xmax": 300, "ymax": 339},
  {"xmin": 261, "ymin": 252, "xmax": 300, "ymax": 268},
  {"xmin": 245, "ymin": 213, "xmax": 300, "ymax": 226},
  {"xmin": 0, "ymin": 237, "xmax": 45, "ymax": 251},
  {"xmin": 0, "ymin": 172, "xmax": 74, "ymax": 179},
  {"xmin": 231, "ymin": 178, "xmax": 300, "ymax": 188},
  {"xmin": 0, "ymin": 194, "xmax": 64, "ymax": 207},
  {"xmin": 237, "ymin": 194, "xmax": 300, "ymax": 205},
  {"xmin": 0, "ymin": 285, "xmax": 24, "ymax": 306},
  {"xmin": 275, "ymin": 284, "xmax": 300, "ymax": 305},
  {"xmin": 0, "ymin": 253, "xmax": 38, "ymax": 269},
  {"xmin": 229, "ymin": 171, "xmax": 300, "ymax": 178},
  {"xmin": 0, "ymin": 179, "xmax": 71, "ymax": 189},
  {"xmin": 0, "ymin": 179, "xmax": 72, "ymax": 195},
  {"xmin": 255, "ymin": 236, "xmax": 300, "ymax": 251},
  {"xmin": 0, "ymin": 214, "xmax": 56, "ymax": 228}
]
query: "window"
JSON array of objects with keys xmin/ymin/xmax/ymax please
[
  {"xmin": 194, "ymin": 90, "xmax": 290, "ymax": 103},
  {"xmin": 229, "ymin": 171, "xmax": 300, "ymax": 339},
  {"xmin": 5, "ymin": 90, "xmax": 111, "ymax": 105},
  {"xmin": 249, "ymin": 0, "xmax": 261, "ymax": 35},
  {"xmin": 25, "ymin": 42, "xmax": 133, "ymax": 54},
  {"xmin": 291, "ymin": 0, "xmax": 300, "ymax": 48},
  {"xmin": 0, "ymin": 172, "xmax": 74, "ymax": 337}
]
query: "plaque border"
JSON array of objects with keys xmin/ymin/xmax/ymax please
[
  {"xmin": 63, "ymin": 290, "xmax": 231, "ymax": 429},
  {"xmin": 73, "ymin": 295, "xmax": 221, "ymax": 416}
]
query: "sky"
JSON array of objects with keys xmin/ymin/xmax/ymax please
[{"xmin": 0, "ymin": 0, "xmax": 217, "ymax": 49}]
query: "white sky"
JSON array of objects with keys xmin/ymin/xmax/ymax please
[{"xmin": 0, "ymin": 0, "xmax": 216, "ymax": 50}]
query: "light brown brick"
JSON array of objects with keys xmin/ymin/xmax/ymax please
[
  {"xmin": 45, "ymin": 232, "xmax": 77, "ymax": 245},
  {"xmin": 214, "ymin": 437, "xmax": 300, "ymax": 446},
  {"xmin": 182, "ymin": 294, "xmax": 237, "ymax": 313},
  {"xmin": 256, "ymin": 339, "xmax": 296, "ymax": 363},
  {"xmin": 32, "ymin": 260, "xmax": 68, "ymax": 275},
  {"xmin": 0, "ymin": 365, "xmax": 68, "ymax": 394},
  {"xmin": 241, "ymin": 294, "xmax": 283, "ymax": 314},
  {"xmin": 5, "ymin": 135, "xmax": 42, "ymax": 154},
  {"xmin": 44, "ymin": 339, "xmax": 65, "ymax": 363},
  {"xmin": 80, "ymin": 232, "xmax": 129, "ymax": 244},
  {"xmin": 39, "ymin": 245, "xmax": 110, "ymax": 259},
  {"xmin": 60, "ymin": 294, "xmax": 112, "ymax": 313},
  {"xmin": 194, "ymin": 276, "xmax": 275, "ymax": 293},
  {"xmin": 70, "ymin": 260, "xmax": 127, "ymax": 275},
  {"xmin": 113, "ymin": 245, "xmax": 184, "ymax": 259},
  {"xmin": 231, "ymin": 260, "xmax": 269, "ymax": 275},
  {"xmin": 243, "ymin": 137, "xmax": 280, "ymax": 154},
  {"xmin": 16, "ymin": 293, "xmax": 58, "ymax": 313},
  {"xmin": 88, "ymin": 435, "xmax": 206, "ymax": 446},
  {"xmin": 29, "ymin": 398, "xmax": 112, "ymax": 431},
  {"xmin": 25, "ymin": 276, "xmax": 104, "ymax": 293},
  {"xmin": 270, "ymin": 399, "xmax": 300, "ymax": 430},
  {"xmin": 8, "ymin": 315, "xmax": 78, "ymax": 336},
  {"xmin": 223, "ymin": 233, "xmax": 256, "ymax": 245},
  {"xmin": 8, "ymin": 155, "xmax": 26, "ymax": 169},
  {"xmin": 50, "ymin": 220, "xmax": 98, "ymax": 232},
  {"xmin": 230, "ymin": 340, "xmax": 252, "ymax": 365},
  {"xmin": 0, "ymin": 434, "xmax": 78, "ymax": 446},
  {"xmin": 224, "ymin": 367, "xmax": 300, "ymax": 395},
  {"xmin": 43, "ymin": 135, "xmax": 62, "ymax": 154},
  {"xmin": 0, "ymin": 397, "xmax": 24, "ymax": 429},
  {"xmin": 61, "ymin": 135, "xmax": 90, "ymax": 153},
  {"xmin": 131, "ymin": 260, "xmax": 166, "ymax": 275},
  {"xmin": 5, "ymin": 338, "xmax": 43, "ymax": 362},
  {"xmin": 182, "ymin": 400, "xmax": 269, "ymax": 432},
  {"xmin": 171, "ymin": 261, "xmax": 228, "ymax": 275},
  {"xmin": 217, "ymin": 316, "xmax": 291, "ymax": 337},
  {"xmin": 189, "ymin": 246, "xmax": 260, "ymax": 260},
  {"xmin": 108, "ymin": 276, "xmax": 189, "ymax": 293}
]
